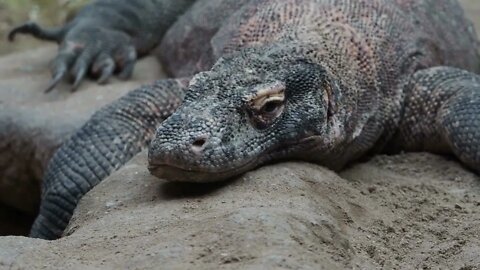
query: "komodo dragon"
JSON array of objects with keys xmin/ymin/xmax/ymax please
[{"xmin": 8, "ymin": 0, "xmax": 480, "ymax": 240}]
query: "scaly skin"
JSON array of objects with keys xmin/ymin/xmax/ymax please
[
  {"xmin": 9, "ymin": 0, "xmax": 480, "ymax": 239},
  {"xmin": 30, "ymin": 78, "xmax": 188, "ymax": 240}
]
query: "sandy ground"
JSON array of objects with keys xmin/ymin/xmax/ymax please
[
  {"xmin": 0, "ymin": 0, "xmax": 479, "ymax": 269},
  {"xmin": 0, "ymin": 152, "xmax": 479, "ymax": 269}
]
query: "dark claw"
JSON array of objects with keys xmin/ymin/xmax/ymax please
[
  {"xmin": 97, "ymin": 60, "xmax": 115, "ymax": 84},
  {"xmin": 70, "ymin": 46, "xmax": 100, "ymax": 91},
  {"xmin": 71, "ymin": 62, "xmax": 88, "ymax": 92},
  {"xmin": 118, "ymin": 62, "xmax": 136, "ymax": 80},
  {"xmin": 45, "ymin": 50, "xmax": 79, "ymax": 93},
  {"xmin": 8, "ymin": 22, "xmax": 63, "ymax": 42},
  {"xmin": 118, "ymin": 47, "xmax": 137, "ymax": 80},
  {"xmin": 44, "ymin": 70, "xmax": 67, "ymax": 93},
  {"xmin": 92, "ymin": 53, "xmax": 115, "ymax": 85},
  {"xmin": 72, "ymin": 69, "xmax": 87, "ymax": 92}
]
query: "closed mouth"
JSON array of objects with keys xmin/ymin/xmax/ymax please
[
  {"xmin": 147, "ymin": 158, "xmax": 259, "ymax": 183},
  {"xmin": 148, "ymin": 136, "xmax": 317, "ymax": 183}
]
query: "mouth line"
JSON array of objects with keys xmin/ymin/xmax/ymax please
[
  {"xmin": 148, "ymin": 156, "xmax": 260, "ymax": 177},
  {"xmin": 148, "ymin": 136, "xmax": 317, "ymax": 181}
]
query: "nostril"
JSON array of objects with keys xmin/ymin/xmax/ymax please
[
  {"xmin": 193, "ymin": 138, "xmax": 206, "ymax": 147},
  {"xmin": 191, "ymin": 136, "xmax": 208, "ymax": 153}
]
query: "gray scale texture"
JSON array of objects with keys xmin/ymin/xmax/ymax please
[{"xmin": 7, "ymin": 0, "xmax": 480, "ymax": 239}]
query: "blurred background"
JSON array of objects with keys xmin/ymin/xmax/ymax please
[{"xmin": 0, "ymin": 0, "xmax": 88, "ymax": 55}]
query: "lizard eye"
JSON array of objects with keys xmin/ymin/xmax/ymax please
[
  {"xmin": 261, "ymin": 100, "xmax": 283, "ymax": 114},
  {"xmin": 246, "ymin": 82, "xmax": 286, "ymax": 129},
  {"xmin": 258, "ymin": 97, "xmax": 284, "ymax": 116}
]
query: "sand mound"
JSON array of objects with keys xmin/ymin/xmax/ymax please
[{"xmin": 0, "ymin": 152, "xmax": 478, "ymax": 269}]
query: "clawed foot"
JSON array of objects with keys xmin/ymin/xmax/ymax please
[{"xmin": 8, "ymin": 21, "xmax": 138, "ymax": 93}]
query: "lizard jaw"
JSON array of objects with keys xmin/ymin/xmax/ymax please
[
  {"xmin": 147, "ymin": 158, "xmax": 260, "ymax": 183},
  {"xmin": 147, "ymin": 138, "xmax": 316, "ymax": 183}
]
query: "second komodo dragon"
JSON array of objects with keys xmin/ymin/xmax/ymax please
[{"xmin": 9, "ymin": 0, "xmax": 480, "ymax": 240}]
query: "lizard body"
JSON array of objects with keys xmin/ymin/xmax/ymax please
[{"xmin": 8, "ymin": 0, "xmax": 480, "ymax": 239}]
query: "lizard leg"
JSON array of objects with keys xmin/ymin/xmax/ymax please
[
  {"xmin": 30, "ymin": 78, "xmax": 189, "ymax": 240},
  {"xmin": 392, "ymin": 66, "xmax": 480, "ymax": 172}
]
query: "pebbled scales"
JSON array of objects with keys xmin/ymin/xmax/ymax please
[{"xmin": 9, "ymin": 0, "xmax": 480, "ymax": 239}]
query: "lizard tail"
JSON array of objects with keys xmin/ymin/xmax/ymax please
[
  {"xmin": 8, "ymin": 22, "xmax": 65, "ymax": 42},
  {"xmin": 30, "ymin": 78, "xmax": 188, "ymax": 240}
]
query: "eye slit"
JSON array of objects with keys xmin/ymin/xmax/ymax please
[{"xmin": 261, "ymin": 100, "xmax": 282, "ymax": 114}]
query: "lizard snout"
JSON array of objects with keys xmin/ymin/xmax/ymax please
[{"xmin": 146, "ymin": 114, "xmax": 222, "ymax": 182}]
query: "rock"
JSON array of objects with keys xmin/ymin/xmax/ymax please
[
  {"xmin": 0, "ymin": 45, "xmax": 164, "ymax": 216},
  {"xmin": 0, "ymin": 152, "xmax": 479, "ymax": 269}
]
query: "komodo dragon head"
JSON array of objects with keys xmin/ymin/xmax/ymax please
[{"xmin": 148, "ymin": 45, "xmax": 343, "ymax": 182}]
